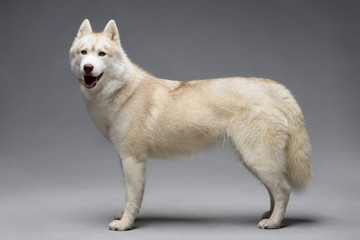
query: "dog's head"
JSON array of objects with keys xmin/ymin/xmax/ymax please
[{"xmin": 69, "ymin": 19, "xmax": 129, "ymax": 90}]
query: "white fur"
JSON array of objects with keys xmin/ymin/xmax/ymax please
[{"xmin": 69, "ymin": 19, "xmax": 312, "ymax": 231}]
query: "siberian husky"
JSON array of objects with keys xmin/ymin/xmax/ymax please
[{"xmin": 69, "ymin": 19, "xmax": 311, "ymax": 231}]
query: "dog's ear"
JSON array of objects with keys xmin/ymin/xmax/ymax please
[
  {"xmin": 103, "ymin": 20, "xmax": 120, "ymax": 45},
  {"xmin": 77, "ymin": 19, "xmax": 92, "ymax": 38}
]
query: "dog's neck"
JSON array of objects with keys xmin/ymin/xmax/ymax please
[
  {"xmin": 80, "ymin": 60, "xmax": 153, "ymax": 139},
  {"xmin": 81, "ymin": 60, "xmax": 153, "ymax": 113}
]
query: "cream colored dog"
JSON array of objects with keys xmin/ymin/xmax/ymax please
[{"xmin": 69, "ymin": 19, "xmax": 311, "ymax": 231}]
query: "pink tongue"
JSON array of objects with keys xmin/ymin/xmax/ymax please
[
  {"xmin": 85, "ymin": 80, "xmax": 97, "ymax": 88},
  {"xmin": 84, "ymin": 76, "xmax": 97, "ymax": 89}
]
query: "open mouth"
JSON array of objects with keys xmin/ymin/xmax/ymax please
[{"xmin": 83, "ymin": 73, "xmax": 103, "ymax": 89}]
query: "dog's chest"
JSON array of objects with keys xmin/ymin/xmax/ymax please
[{"xmin": 84, "ymin": 96, "xmax": 110, "ymax": 138}]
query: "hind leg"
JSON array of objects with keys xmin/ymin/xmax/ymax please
[
  {"xmin": 231, "ymin": 130, "xmax": 290, "ymax": 228},
  {"xmin": 241, "ymin": 153, "xmax": 290, "ymax": 229},
  {"xmin": 235, "ymin": 147, "xmax": 290, "ymax": 229},
  {"xmin": 256, "ymin": 171, "xmax": 290, "ymax": 229}
]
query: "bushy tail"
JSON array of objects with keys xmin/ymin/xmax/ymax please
[{"xmin": 283, "ymin": 98, "xmax": 312, "ymax": 191}]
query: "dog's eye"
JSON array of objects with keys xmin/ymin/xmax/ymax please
[
  {"xmin": 98, "ymin": 51, "xmax": 106, "ymax": 57},
  {"xmin": 81, "ymin": 50, "xmax": 87, "ymax": 55}
]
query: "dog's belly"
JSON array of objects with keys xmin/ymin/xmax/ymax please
[{"xmin": 147, "ymin": 123, "xmax": 225, "ymax": 159}]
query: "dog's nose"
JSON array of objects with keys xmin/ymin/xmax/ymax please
[{"xmin": 83, "ymin": 64, "xmax": 94, "ymax": 73}]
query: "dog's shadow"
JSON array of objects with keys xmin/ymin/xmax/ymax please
[
  {"xmin": 134, "ymin": 214, "xmax": 318, "ymax": 229},
  {"xmin": 281, "ymin": 217, "xmax": 318, "ymax": 228}
]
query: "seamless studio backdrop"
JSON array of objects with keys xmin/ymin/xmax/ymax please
[{"xmin": 0, "ymin": 1, "xmax": 359, "ymax": 240}]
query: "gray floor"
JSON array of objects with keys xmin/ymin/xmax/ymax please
[{"xmin": 1, "ymin": 144, "xmax": 359, "ymax": 240}]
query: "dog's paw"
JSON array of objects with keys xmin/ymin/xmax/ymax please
[
  {"xmin": 114, "ymin": 211, "xmax": 124, "ymax": 220},
  {"xmin": 261, "ymin": 210, "xmax": 273, "ymax": 219},
  {"xmin": 258, "ymin": 218, "xmax": 280, "ymax": 229},
  {"xmin": 108, "ymin": 220, "xmax": 133, "ymax": 231}
]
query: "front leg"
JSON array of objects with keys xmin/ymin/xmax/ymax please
[{"xmin": 109, "ymin": 156, "xmax": 146, "ymax": 231}]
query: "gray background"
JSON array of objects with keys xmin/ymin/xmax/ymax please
[{"xmin": 1, "ymin": 0, "xmax": 359, "ymax": 239}]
